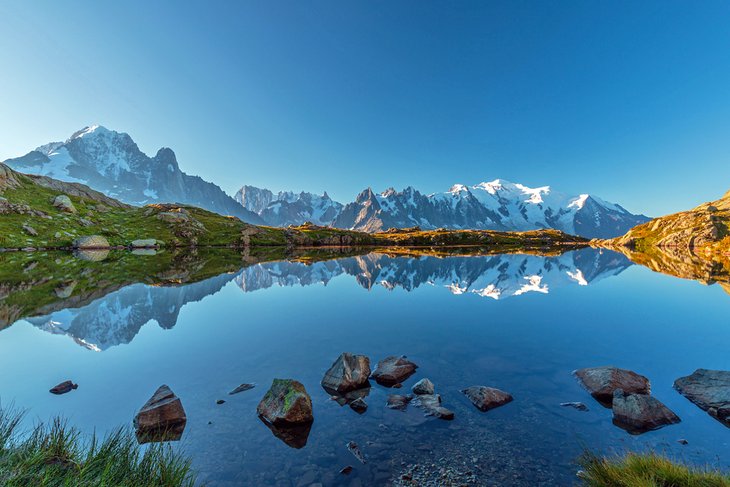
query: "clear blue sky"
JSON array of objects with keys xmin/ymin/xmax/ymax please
[{"xmin": 1, "ymin": 1, "xmax": 729, "ymax": 216}]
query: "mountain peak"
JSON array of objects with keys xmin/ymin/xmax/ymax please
[{"xmin": 68, "ymin": 125, "xmax": 110, "ymax": 140}]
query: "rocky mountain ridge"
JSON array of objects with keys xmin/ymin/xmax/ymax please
[{"xmin": 238, "ymin": 180, "xmax": 649, "ymax": 238}]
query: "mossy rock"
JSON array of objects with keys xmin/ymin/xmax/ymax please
[{"xmin": 257, "ymin": 379, "xmax": 313, "ymax": 426}]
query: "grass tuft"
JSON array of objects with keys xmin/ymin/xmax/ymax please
[
  {"xmin": 579, "ymin": 451, "xmax": 730, "ymax": 487},
  {"xmin": 0, "ymin": 407, "xmax": 196, "ymax": 486}
]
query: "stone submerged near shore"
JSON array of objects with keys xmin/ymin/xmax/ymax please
[
  {"xmin": 461, "ymin": 386, "xmax": 513, "ymax": 412},
  {"xmin": 674, "ymin": 369, "xmax": 730, "ymax": 426},
  {"xmin": 257, "ymin": 379, "xmax": 314, "ymax": 449},
  {"xmin": 133, "ymin": 385, "xmax": 187, "ymax": 444},
  {"xmin": 371, "ymin": 355, "xmax": 418, "ymax": 386},
  {"xmin": 574, "ymin": 366, "xmax": 679, "ymax": 434}
]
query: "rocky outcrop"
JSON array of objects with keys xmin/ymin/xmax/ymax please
[
  {"xmin": 574, "ymin": 366, "xmax": 650, "ymax": 405},
  {"xmin": 133, "ymin": 385, "xmax": 187, "ymax": 444},
  {"xmin": 257, "ymin": 379, "xmax": 313, "ymax": 426},
  {"xmin": 73, "ymin": 235, "xmax": 111, "ymax": 249},
  {"xmin": 611, "ymin": 389, "xmax": 680, "ymax": 434},
  {"xmin": 674, "ymin": 369, "xmax": 730, "ymax": 426},
  {"xmin": 461, "ymin": 386, "xmax": 513, "ymax": 412},
  {"xmin": 321, "ymin": 353, "xmax": 371, "ymax": 393},
  {"xmin": 371, "ymin": 356, "xmax": 418, "ymax": 386}
]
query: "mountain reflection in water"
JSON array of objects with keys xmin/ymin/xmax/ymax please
[{"xmin": 6, "ymin": 248, "xmax": 631, "ymax": 351}]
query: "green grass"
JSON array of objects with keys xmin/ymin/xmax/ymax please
[
  {"xmin": 579, "ymin": 452, "xmax": 730, "ymax": 487},
  {"xmin": 0, "ymin": 408, "xmax": 196, "ymax": 486}
]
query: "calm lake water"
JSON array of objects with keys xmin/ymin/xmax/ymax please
[{"xmin": 1, "ymin": 247, "xmax": 729, "ymax": 486}]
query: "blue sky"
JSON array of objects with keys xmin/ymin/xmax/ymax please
[{"xmin": 1, "ymin": 1, "xmax": 729, "ymax": 216}]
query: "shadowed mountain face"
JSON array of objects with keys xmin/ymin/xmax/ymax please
[
  {"xmin": 236, "ymin": 181, "xmax": 649, "ymax": 238},
  {"xmin": 3, "ymin": 248, "xmax": 631, "ymax": 351},
  {"xmin": 3, "ymin": 126, "xmax": 263, "ymax": 224}
]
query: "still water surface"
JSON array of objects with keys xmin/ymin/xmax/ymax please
[{"xmin": 0, "ymin": 248, "xmax": 729, "ymax": 486}]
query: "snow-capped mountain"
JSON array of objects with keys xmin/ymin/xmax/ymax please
[
  {"xmin": 238, "ymin": 180, "xmax": 649, "ymax": 238},
  {"xmin": 234, "ymin": 247, "xmax": 632, "ymax": 299},
  {"xmin": 235, "ymin": 186, "xmax": 343, "ymax": 227},
  {"xmin": 3, "ymin": 126, "xmax": 263, "ymax": 223}
]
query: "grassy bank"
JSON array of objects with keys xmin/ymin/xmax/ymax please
[
  {"xmin": 579, "ymin": 452, "xmax": 730, "ymax": 486},
  {"xmin": 0, "ymin": 408, "xmax": 195, "ymax": 486}
]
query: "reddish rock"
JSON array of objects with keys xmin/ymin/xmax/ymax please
[
  {"xmin": 461, "ymin": 386, "xmax": 513, "ymax": 412},
  {"xmin": 133, "ymin": 385, "xmax": 187, "ymax": 444},
  {"xmin": 575, "ymin": 366, "xmax": 650, "ymax": 405},
  {"xmin": 321, "ymin": 353, "xmax": 371, "ymax": 393},
  {"xmin": 371, "ymin": 356, "xmax": 418, "ymax": 386},
  {"xmin": 49, "ymin": 380, "xmax": 78, "ymax": 395},
  {"xmin": 612, "ymin": 389, "xmax": 680, "ymax": 434}
]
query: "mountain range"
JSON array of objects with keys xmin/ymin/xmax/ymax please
[
  {"xmin": 238, "ymin": 182, "xmax": 650, "ymax": 238},
  {"xmin": 4, "ymin": 125, "xmax": 648, "ymax": 237},
  {"xmin": 3, "ymin": 126, "xmax": 263, "ymax": 223}
]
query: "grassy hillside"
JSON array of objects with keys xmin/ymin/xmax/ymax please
[{"xmin": 0, "ymin": 163, "xmax": 587, "ymax": 251}]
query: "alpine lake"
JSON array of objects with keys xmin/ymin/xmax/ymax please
[{"xmin": 0, "ymin": 245, "xmax": 728, "ymax": 486}]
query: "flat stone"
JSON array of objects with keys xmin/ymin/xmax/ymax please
[
  {"xmin": 575, "ymin": 366, "xmax": 650, "ymax": 405},
  {"xmin": 49, "ymin": 380, "xmax": 78, "ymax": 395},
  {"xmin": 347, "ymin": 441, "xmax": 366, "ymax": 464},
  {"xmin": 130, "ymin": 239, "xmax": 161, "ymax": 248},
  {"xmin": 561, "ymin": 402, "xmax": 589, "ymax": 412},
  {"xmin": 461, "ymin": 386, "xmax": 513, "ymax": 412},
  {"xmin": 229, "ymin": 383, "xmax": 256, "ymax": 395},
  {"xmin": 371, "ymin": 356, "xmax": 418, "ymax": 386},
  {"xmin": 611, "ymin": 389, "xmax": 680, "ymax": 434},
  {"xmin": 674, "ymin": 369, "xmax": 730, "ymax": 425}
]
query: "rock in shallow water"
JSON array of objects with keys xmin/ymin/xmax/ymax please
[
  {"xmin": 321, "ymin": 352, "xmax": 371, "ymax": 393},
  {"xmin": 49, "ymin": 380, "xmax": 78, "ymax": 395},
  {"xmin": 371, "ymin": 356, "xmax": 418, "ymax": 386},
  {"xmin": 346, "ymin": 441, "xmax": 366, "ymax": 464},
  {"xmin": 611, "ymin": 389, "xmax": 680, "ymax": 434},
  {"xmin": 229, "ymin": 383, "xmax": 256, "ymax": 395},
  {"xmin": 349, "ymin": 397, "xmax": 368, "ymax": 414},
  {"xmin": 412, "ymin": 378, "xmax": 435, "ymax": 395},
  {"xmin": 257, "ymin": 379, "xmax": 313, "ymax": 426},
  {"xmin": 386, "ymin": 394, "xmax": 412, "ymax": 411},
  {"xmin": 674, "ymin": 369, "xmax": 730, "ymax": 425},
  {"xmin": 462, "ymin": 386, "xmax": 513, "ymax": 412},
  {"xmin": 574, "ymin": 366, "xmax": 650, "ymax": 406},
  {"xmin": 412, "ymin": 394, "xmax": 454, "ymax": 420},
  {"xmin": 133, "ymin": 385, "xmax": 187, "ymax": 444},
  {"xmin": 560, "ymin": 402, "xmax": 589, "ymax": 412}
]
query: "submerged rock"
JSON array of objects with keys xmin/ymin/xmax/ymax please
[
  {"xmin": 339, "ymin": 465, "xmax": 353, "ymax": 475},
  {"xmin": 386, "ymin": 394, "xmax": 412, "ymax": 411},
  {"xmin": 674, "ymin": 369, "xmax": 730, "ymax": 426},
  {"xmin": 412, "ymin": 394, "xmax": 454, "ymax": 420},
  {"xmin": 462, "ymin": 386, "xmax": 513, "ymax": 412},
  {"xmin": 574, "ymin": 366, "xmax": 650, "ymax": 406},
  {"xmin": 73, "ymin": 235, "xmax": 111, "ymax": 249},
  {"xmin": 321, "ymin": 352, "xmax": 371, "ymax": 393},
  {"xmin": 257, "ymin": 379, "xmax": 313, "ymax": 426},
  {"xmin": 349, "ymin": 397, "xmax": 368, "ymax": 414},
  {"xmin": 229, "ymin": 383, "xmax": 256, "ymax": 395},
  {"xmin": 133, "ymin": 385, "xmax": 187, "ymax": 444},
  {"xmin": 412, "ymin": 378, "xmax": 435, "ymax": 395},
  {"xmin": 560, "ymin": 402, "xmax": 589, "ymax": 412},
  {"xmin": 328, "ymin": 386, "xmax": 370, "ymax": 407},
  {"xmin": 347, "ymin": 441, "xmax": 366, "ymax": 464},
  {"xmin": 49, "ymin": 380, "xmax": 78, "ymax": 395},
  {"xmin": 611, "ymin": 389, "xmax": 680, "ymax": 434},
  {"xmin": 260, "ymin": 417, "xmax": 312, "ymax": 449},
  {"xmin": 371, "ymin": 356, "xmax": 418, "ymax": 386}
]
